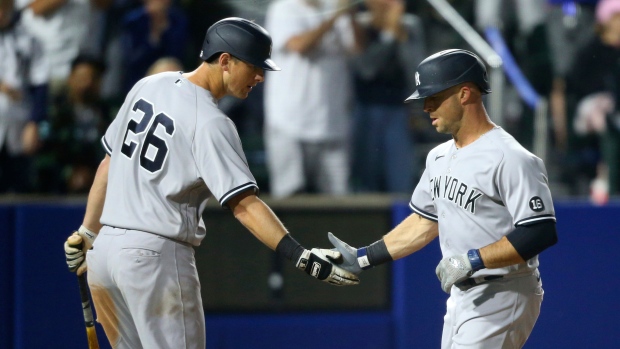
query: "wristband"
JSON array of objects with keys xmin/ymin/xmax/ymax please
[
  {"xmin": 357, "ymin": 239, "xmax": 392, "ymax": 270},
  {"xmin": 467, "ymin": 249, "xmax": 485, "ymax": 271},
  {"xmin": 276, "ymin": 234, "xmax": 305, "ymax": 262},
  {"xmin": 356, "ymin": 248, "xmax": 372, "ymax": 270},
  {"xmin": 78, "ymin": 225, "xmax": 97, "ymax": 241}
]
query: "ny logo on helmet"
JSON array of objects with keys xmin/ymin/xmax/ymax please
[{"xmin": 415, "ymin": 72, "xmax": 420, "ymax": 86}]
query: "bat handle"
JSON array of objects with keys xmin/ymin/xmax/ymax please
[
  {"xmin": 68, "ymin": 235, "xmax": 95, "ymax": 326},
  {"xmin": 68, "ymin": 234, "xmax": 99, "ymax": 348},
  {"xmin": 77, "ymin": 273, "xmax": 96, "ymax": 328}
]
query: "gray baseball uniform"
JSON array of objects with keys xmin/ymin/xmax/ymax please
[
  {"xmin": 100, "ymin": 71, "xmax": 257, "ymax": 244},
  {"xmin": 87, "ymin": 71, "xmax": 257, "ymax": 348},
  {"xmin": 410, "ymin": 126, "xmax": 554, "ymax": 348}
]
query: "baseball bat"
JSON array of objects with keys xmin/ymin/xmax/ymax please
[{"xmin": 68, "ymin": 235, "xmax": 100, "ymax": 349}]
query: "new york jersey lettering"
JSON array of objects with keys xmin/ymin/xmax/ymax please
[{"xmin": 429, "ymin": 175, "xmax": 482, "ymax": 214}]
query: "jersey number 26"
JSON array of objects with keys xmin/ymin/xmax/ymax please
[{"xmin": 121, "ymin": 99, "xmax": 176, "ymax": 173}]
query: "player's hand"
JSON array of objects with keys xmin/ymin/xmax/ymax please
[
  {"xmin": 435, "ymin": 253, "xmax": 473, "ymax": 293},
  {"xmin": 295, "ymin": 248, "xmax": 360, "ymax": 286},
  {"xmin": 64, "ymin": 225, "xmax": 97, "ymax": 275},
  {"xmin": 328, "ymin": 232, "xmax": 363, "ymax": 275}
]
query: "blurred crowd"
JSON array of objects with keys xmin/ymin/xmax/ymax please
[{"xmin": 0, "ymin": 0, "xmax": 618, "ymax": 204}]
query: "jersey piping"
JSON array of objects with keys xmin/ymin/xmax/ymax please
[
  {"xmin": 409, "ymin": 201, "xmax": 438, "ymax": 222},
  {"xmin": 515, "ymin": 214, "xmax": 556, "ymax": 226},
  {"xmin": 101, "ymin": 136, "xmax": 112, "ymax": 155},
  {"xmin": 219, "ymin": 182, "xmax": 259, "ymax": 207}
]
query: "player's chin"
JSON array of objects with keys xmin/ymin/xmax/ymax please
[
  {"xmin": 234, "ymin": 89, "xmax": 251, "ymax": 99},
  {"xmin": 433, "ymin": 123, "xmax": 446, "ymax": 133}
]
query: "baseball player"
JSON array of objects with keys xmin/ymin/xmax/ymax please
[
  {"xmin": 63, "ymin": 17, "xmax": 359, "ymax": 349},
  {"xmin": 330, "ymin": 49, "xmax": 558, "ymax": 348}
]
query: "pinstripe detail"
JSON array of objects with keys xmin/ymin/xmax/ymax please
[
  {"xmin": 101, "ymin": 136, "xmax": 113, "ymax": 155},
  {"xmin": 219, "ymin": 182, "xmax": 259, "ymax": 206},
  {"xmin": 409, "ymin": 202, "xmax": 438, "ymax": 222},
  {"xmin": 515, "ymin": 214, "xmax": 556, "ymax": 226}
]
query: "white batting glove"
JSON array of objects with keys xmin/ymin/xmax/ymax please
[
  {"xmin": 64, "ymin": 225, "xmax": 97, "ymax": 275},
  {"xmin": 296, "ymin": 248, "xmax": 360, "ymax": 286},
  {"xmin": 435, "ymin": 250, "xmax": 485, "ymax": 293}
]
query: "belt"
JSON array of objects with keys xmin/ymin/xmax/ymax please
[
  {"xmin": 455, "ymin": 270, "xmax": 540, "ymax": 291},
  {"xmin": 455, "ymin": 275, "xmax": 504, "ymax": 289}
]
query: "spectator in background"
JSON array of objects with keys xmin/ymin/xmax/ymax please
[
  {"xmin": 0, "ymin": 0, "xmax": 48, "ymax": 193},
  {"xmin": 96, "ymin": 0, "xmax": 141, "ymax": 106},
  {"xmin": 35, "ymin": 55, "xmax": 108, "ymax": 194},
  {"xmin": 146, "ymin": 56, "xmax": 183, "ymax": 76},
  {"xmin": 566, "ymin": 0, "xmax": 620, "ymax": 204},
  {"xmin": 350, "ymin": 0, "xmax": 426, "ymax": 193},
  {"xmin": 263, "ymin": 0, "xmax": 362, "ymax": 198},
  {"xmin": 474, "ymin": 0, "xmax": 553, "ymax": 151},
  {"xmin": 120, "ymin": 0, "xmax": 188, "ymax": 94},
  {"xmin": 546, "ymin": 0, "xmax": 598, "ymax": 153},
  {"xmin": 408, "ymin": 0, "xmax": 473, "ymax": 55},
  {"xmin": 17, "ymin": 0, "xmax": 100, "ymax": 95},
  {"xmin": 182, "ymin": 0, "xmax": 234, "ymax": 67}
]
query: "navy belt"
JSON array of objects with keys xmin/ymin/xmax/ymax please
[
  {"xmin": 455, "ymin": 275, "xmax": 504, "ymax": 289},
  {"xmin": 455, "ymin": 271, "xmax": 541, "ymax": 290}
]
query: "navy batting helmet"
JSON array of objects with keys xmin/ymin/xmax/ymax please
[
  {"xmin": 200, "ymin": 17, "xmax": 280, "ymax": 71},
  {"xmin": 405, "ymin": 49, "xmax": 490, "ymax": 102}
]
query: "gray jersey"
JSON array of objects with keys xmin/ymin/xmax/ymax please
[
  {"xmin": 100, "ymin": 72, "xmax": 257, "ymax": 245},
  {"xmin": 410, "ymin": 127, "xmax": 555, "ymax": 277}
]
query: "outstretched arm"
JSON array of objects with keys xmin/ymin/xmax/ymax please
[
  {"xmin": 228, "ymin": 191, "xmax": 359, "ymax": 286},
  {"xmin": 228, "ymin": 190, "xmax": 288, "ymax": 250},
  {"xmin": 384, "ymin": 213, "xmax": 439, "ymax": 260},
  {"xmin": 329, "ymin": 213, "xmax": 438, "ymax": 274}
]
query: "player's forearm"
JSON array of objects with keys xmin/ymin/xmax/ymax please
[
  {"xmin": 233, "ymin": 195, "xmax": 288, "ymax": 250},
  {"xmin": 82, "ymin": 155, "xmax": 110, "ymax": 233},
  {"xmin": 348, "ymin": 13, "xmax": 364, "ymax": 54},
  {"xmin": 285, "ymin": 15, "xmax": 338, "ymax": 54},
  {"xmin": 27, "ymin": 0, "xmax": 67, "ymax": 16},
  {"xmin": 478, "ymin": 236, "xmax": 525, "ymax": 269},
  {"xmin": 384, "ymin": 213, "xmax": 439, "ymax": 260}
]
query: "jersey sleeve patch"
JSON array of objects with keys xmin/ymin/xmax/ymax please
[
  {"xmin": 515, "ymin": 214, "xmax": 556, "ymax": 226},
  {"xmin": 410, "ymin": 202, "xmax": 438, "ymax": 222},
  {"xmin": 219, "ymin": 182, "xmax": 259, "ymax": 207},
  {"xmin": 101, "ymin": 136, "xmax": 113, "ymax": 155},
  {"xmin": 528, "ymin": 196, "xmax": 545, "ymax": 212}
]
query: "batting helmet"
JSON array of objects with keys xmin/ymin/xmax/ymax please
[
  {"xmin": 200, "ymin": 17, "xmax": 280, "ymax": 71},
  {"xmin": 405, "ymin": 49, "xmax": 490, "ymax": 102}
]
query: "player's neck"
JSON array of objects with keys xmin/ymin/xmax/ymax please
[
  {"xmin": 183, "ymin": 64, "xmax": 226, "ymax": 100},
  {"xmin": 453, "ymin": 115, "xmax": 496, "ymax": 149}
]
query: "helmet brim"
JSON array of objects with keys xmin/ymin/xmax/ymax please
[
  {"xmin": 404, "ymin": 90, "xmax": 422, "ymax": 103},
  {"xmin": 261, "ymin": 58, "xmax": 281, "ymax": 71}
]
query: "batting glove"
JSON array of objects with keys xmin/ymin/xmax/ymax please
[
  {"xmin": 328, "ymin": 232, "xmax": 393, "ymax": 275},
  {"xmin": 328, "ymin": 232, "xmax": 364, "ymax": 275},
  {"xmin": 295, "ymin": 248, "xmax": 360, "ymax": 286},
  {"xmin": 64, "ymin": 225, "xmax": 97, "ymax": 275},
  {"xmin": 435, "ymin": 249, "xmax": 485, "ymax": 293}
]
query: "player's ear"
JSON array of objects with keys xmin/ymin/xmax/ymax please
[
  {"xmin": 219, "ymin": 53, "xmax": 232, "ymax": 72},
  {"xmin": 459, "ymin": 84, "xmax": 476, "ymax": 105}
]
